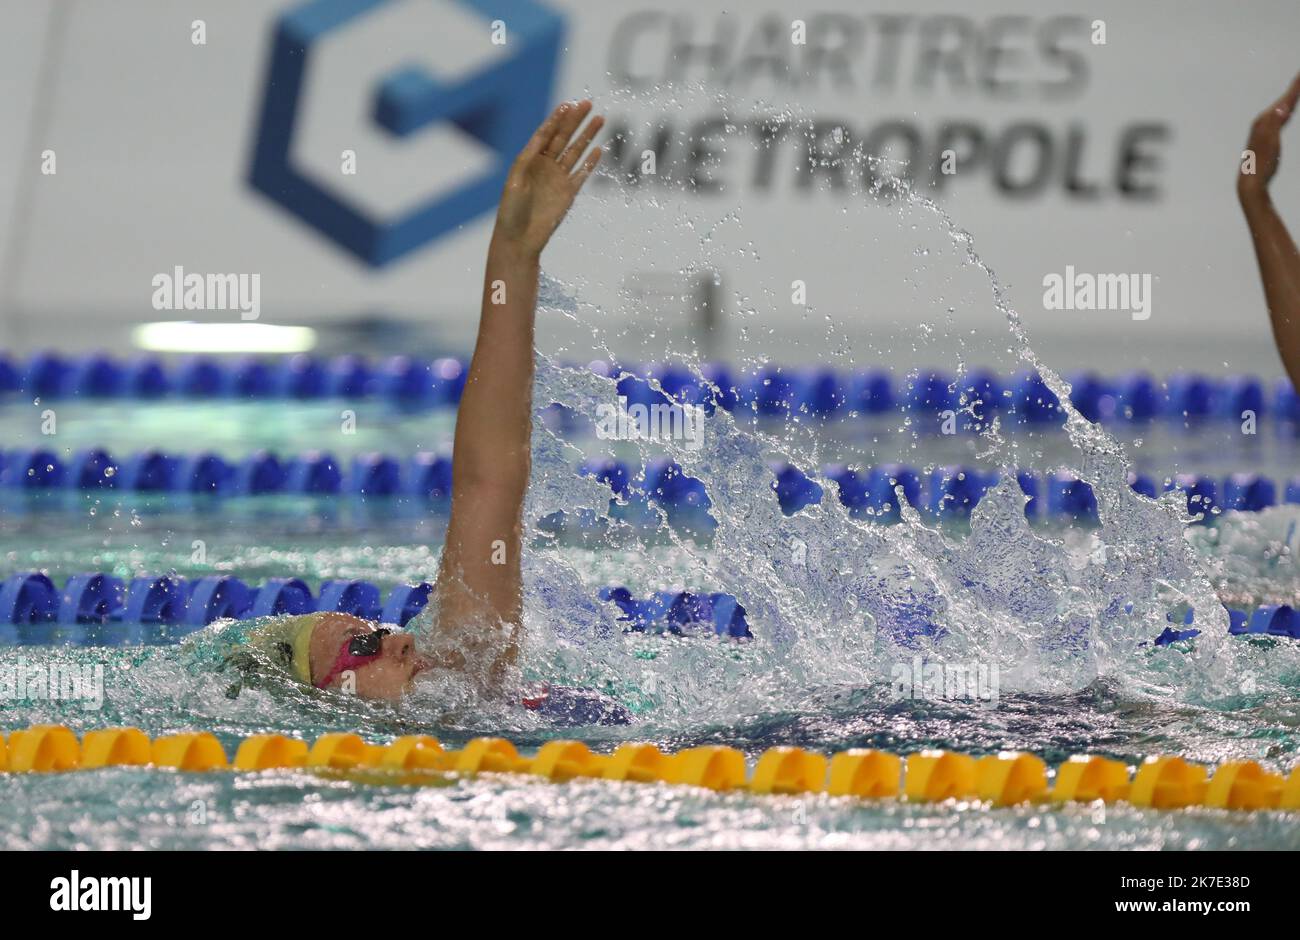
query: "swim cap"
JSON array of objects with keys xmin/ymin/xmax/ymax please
[{"xmin": 243, "ymin": 614, "xmax": 320, "ymax": 685}]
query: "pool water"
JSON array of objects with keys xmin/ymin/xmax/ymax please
[
  {"xmin": 1, "ymin": 388, "xmax": 1299, "ymax": 848},
  {"xmin": 4, "ymin": 154, "xmax": 1300, "ymax": 851},
  {"xmin": 6, "ymin": 757, "xmax": 1299, "ymax": 850}
]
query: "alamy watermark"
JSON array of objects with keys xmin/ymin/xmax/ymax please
[
  {"xmin": 891, "ymin": 656, "xmax": 999, "ymax": 705},
  {"xmin": 151, "ymin": 266, "xmax": 260, "ymax": 320},
  {"xmin": 50, "ymin": 870, "xmax": 151, "ymax": 920},
  {"xmin": 0, "ymin": 658, "xmax": 104, "ymax": 710},
  {"xmin": 1042, "ymin": 265, "xmax": 1151, "ymax": 321},
  {"xmin": 595, "ymin": 395, "xmax": 704, "ymax": 450}
]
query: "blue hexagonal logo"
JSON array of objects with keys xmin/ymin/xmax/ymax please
[{"xmin": 249, "ymin": 0, "xmax": 564, "ymax": 267}]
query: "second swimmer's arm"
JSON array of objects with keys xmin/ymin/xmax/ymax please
[
  {"xmin": 1240, "ymin": 73, "xmax": 1300, "ymax": 392},
  {"xmin": 432, "ymin": 100, "xmax": 603, "ymax": 684}
]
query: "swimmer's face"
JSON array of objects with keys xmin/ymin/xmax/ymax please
[{"xmin": 308, "ymin": 613, "xmax": 427, "ymax": 702}]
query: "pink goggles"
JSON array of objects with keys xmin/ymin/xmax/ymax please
[{"xmin": 315, "ymin": 628, "xmax": 390, "ymax": 689}]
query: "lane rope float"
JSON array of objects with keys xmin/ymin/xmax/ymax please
[
  {"xmin": 2, "ymin": 445, "xmax": 1294, "ymax": 531},
  {"xmin": 0, "ymin": 572, "xmax": 432, "ymax": 643},
  {"xmin": 2, "ymin": 725, "xmax": 1297, "ymax": 812},
  {"xmin": 8, "ymin": 351, "xmax": 1298, "ymax": 428},
  {"xmin": 0, "ymin": 571, "xmax": 1295, "ymax": 644}
]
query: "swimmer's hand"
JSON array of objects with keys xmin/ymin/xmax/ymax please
[
  {"xmin": 494, "ymin": 100, "xmax": 604, "ymax": 259},
  {"xmin": 1239, "ymin": 72, "xmax": 1300, "ymax": 203}
]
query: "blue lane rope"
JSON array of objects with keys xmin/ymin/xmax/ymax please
[
  {"xmin": 597, "ymin": 586, "xmax": 752, "ymax": 639},
  {"xmin": 759, "ymin": 463, "xmax": 1284, "ymax": 523},
  {"xmin": 0, "ymin": 570, "xmax": 1292, "ymax": 646},
  {"xmin": 0, "ymin": 572, "xmax": 432, "ymax": 643},
  {"xmin": 0, "ymin": 448, "xmax": 450, "ymax": 498},
  {"xmin": 596, "ymin": 587, "xmax": 1293, "ymax": 647},
  {"xmin": 4, "ymin": 352, "xmax": 1298, "ymax": 425},
  {"xmin": 11, "ymin": 352, "xmax": 467, "ymax": 404},
  {"xmin": 568, "ymin": 457, "xmax": 1284, "ymax": 524},
  {"xmin": 608, "ymin": 363, "xmax": 1286, "ymax": 425},
  {"xmin": 0, "ymin": 446, "xmax": 1294, "ymax": 524},
  {"xmin": 0, "ymin": 570, "xmax": 753, "ymax": 643}
]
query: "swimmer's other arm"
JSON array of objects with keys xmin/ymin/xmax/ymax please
[
  {"xmin": 1240, "ymin": 72, "xmax": 1300, "ymax": 392},
  {"xmin": 432, "ymin": 101, "xmax": 603, "ymax": 683}
]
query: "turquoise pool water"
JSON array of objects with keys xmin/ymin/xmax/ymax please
[{"xmin": 1, "ymin": 384, "xmax": 1299, "ymax": 849}]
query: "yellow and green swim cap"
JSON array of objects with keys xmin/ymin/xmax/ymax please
[{"xmin": 243, "ymin": 613, "xmax": 320, "ymax": 685}]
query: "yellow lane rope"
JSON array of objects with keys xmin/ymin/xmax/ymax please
[{"xmin": 2, "ymin": 726, "xmax": 1298, "ymax": 811}]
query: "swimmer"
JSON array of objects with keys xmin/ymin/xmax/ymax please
[
  {"xmin": 226, "ymin": 102, "xmax": 605, "ymax": 707},
  {"xmin": 1240, "ymin": 72, "xmax": 1300, "ymax": 390}
]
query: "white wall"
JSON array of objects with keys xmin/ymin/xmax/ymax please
[{"xmin": 0, "ymin": 0, "xmax": 1296, "ymax": 376}]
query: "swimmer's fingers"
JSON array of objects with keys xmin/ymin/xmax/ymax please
[
  {"xmin": 559, "ymin": 114, "xmax": 605, "ymax": 172},
  {"xmin": 542, "ymin": 100, "xmax": 592, "ymax": 159},
  {"xmin": 1274, "ymin": 72, "xmax": 1300, "ymax": 122},
  {"xmin": 517, "ymin": 102, "xmax": 569, "ymax": 164},
  {"xmin": 1255, "ymin": 73, "xmax": 1300, "ymax": 133},
  {"xmin": 570, "ymin": 146, "xmax": 603, "ymax": 192}
]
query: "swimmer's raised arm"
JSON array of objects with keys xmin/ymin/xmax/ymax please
[
  {"xmin": 1240, "ymin": 72, "xmax": 1300, "ymax": 391},
  {"xmin": 432, "ymin": 100, "xmax": 603, "ymax": 684}
]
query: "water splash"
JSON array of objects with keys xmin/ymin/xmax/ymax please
[{"xmin": 505, "ymin": 93, "xmax": 1282, "ymax": 732}]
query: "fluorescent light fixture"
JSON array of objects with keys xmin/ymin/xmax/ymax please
[{"xmin": 132, "ymin": 321, "xmax": 317, "ymax": 354}]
